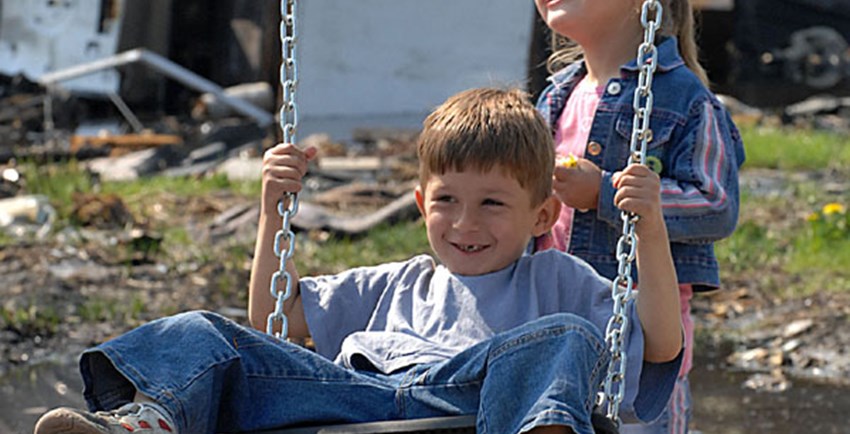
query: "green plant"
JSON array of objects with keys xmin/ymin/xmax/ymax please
[
  {"xmin": 804, "ymin": 202, "xmax": 849, "ymax": 246},
  {"xmin": 0, "ymin": 304, "xmax": 61, "ymax": 335},
  {"xmin": 740, "ymin": 125, "xmax": 850, "ymax": 170},
  {"xmin": 295, "ymin": 221, "xmax": 430, "ymax": 275}
]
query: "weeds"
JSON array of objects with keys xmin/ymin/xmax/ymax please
[
  {"xmin": 78, "ymin": 295, "xmax": 147, "ymax": 323},
  {"xmin": 295, "ymin": 221, "xmax": 430, "ymax": 276},
  {"xmin": 740, "ymin": 125, "xmax": 850, "ymax": 170},
  {"xmin": 0, "ymin": 304, "xmax": 61, "ymax": 335}
]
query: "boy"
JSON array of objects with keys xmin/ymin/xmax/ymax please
[{"xmin": 35, "ymin": 88, "xmax": 682, "ymax": 434}]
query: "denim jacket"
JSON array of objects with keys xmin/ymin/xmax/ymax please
[{"xmin": 536, "ymin": 37, "xmax": 745, "ymax": 291}]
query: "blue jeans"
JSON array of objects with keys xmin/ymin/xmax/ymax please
[{"xmin": 80, "ymin": 311, "xmax": 609, "ymax": 434}]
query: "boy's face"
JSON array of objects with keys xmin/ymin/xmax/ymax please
[{"xmin": 415, "ymin": 166, "xmax": 559, "ymax": 276}]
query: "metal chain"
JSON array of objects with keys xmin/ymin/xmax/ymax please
[
  {"xmin": 600, "ymin": 0, "xmax": 663, "ymax": 423},
  {"xmin": 266, "ymin": 0, "xmax": 300, "ymax": 338}
]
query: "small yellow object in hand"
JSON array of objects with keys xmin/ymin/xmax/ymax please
[{"xmin": 559, "ymin": 154, "xmax": 578, "ymax": 168}]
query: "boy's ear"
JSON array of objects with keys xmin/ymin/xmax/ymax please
[
  {"xmin": 532, "ymin": 195, "xmax": 561, "ymax": 237},
  {"xmin": 414, "ymin": 186, "xmax": 426, "ymax": 217}
]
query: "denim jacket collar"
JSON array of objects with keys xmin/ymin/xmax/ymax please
[{"xmin": 547, "ymin": 36, "xmax": 684, "ymax": 89}]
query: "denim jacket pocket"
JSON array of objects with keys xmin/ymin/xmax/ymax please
[{"xmin": 613, "ymin": 112, "xmax": 681, "ymax": 176}]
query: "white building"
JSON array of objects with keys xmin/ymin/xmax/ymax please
[
  {"xmin": 0, "ymin": 0, "xmax": 538, "ymax": 140},
  {"xmin": 297, "ymin": 0, "xmax": 537, "ymax": 139}
]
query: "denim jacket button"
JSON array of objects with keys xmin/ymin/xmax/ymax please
[
  {"xmin": 587, "ymin": 141, "xmax": 603, "ymax": 156},
  {"xmin": 606, "ymin": 82, "xmax": 622, "ymax": 95}
]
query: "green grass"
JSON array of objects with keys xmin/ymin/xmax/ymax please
[
  {"xmin": 102, "ymin": 172, "xmax": 260, "ymax": 199},
  {"xmin": 740, "ymin": 125, "xmax": 850, "ymax": 170},
  {"xmin": 18, "ymin": 159, "xmax": 259, "ymax": 202},
  {"xmin": 14, "ymin": 160, "xmax": 259, "ymax": 229},
  {"xmin": 716, "ymin": 172, "xmax": 850, "ymax": 297},
  {"xmin": 78, "ymin": 295, "xmax": 147, "ymax": 323},
  {"xmin": 0, "ymin": 303, "xmax": 61, "ymax": 335},
  {"xmin": 708, "ymin": 125, "xmax": 850, "ymax": 297},
  {"xmin": 295, "ymin": 220, "xmax": 431, "ymax": 276}
]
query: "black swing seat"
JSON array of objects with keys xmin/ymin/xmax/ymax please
[
  {"xmin": 253, "ymin": 410, "xmax": 618, "ymax": 433},
  {"xmin": 257, "ymin": 415, "xmax": 476, "ymax": 433}
]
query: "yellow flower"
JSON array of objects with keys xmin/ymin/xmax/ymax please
[
  {"xmin": 558, "ymin": 154, "xmax": 578, "ymax": 168},
  {"xmin": 822, "ymin": 203, "xmax": 846, "ymax": 216},
  {"xmin": 806, "ymin": 212, "xmax": 820, "ymax": 222}
]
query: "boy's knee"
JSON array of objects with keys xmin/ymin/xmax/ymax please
[
  {"xmin": 535, "ymin": 312, "xmax": 584, "ymax": 327},
  {"xmin": 491, "ymin": 313, "xmax": 606, "ymax": 360},
  {"xmin": 528, "ymin": 313, "xmax": 602, "ymax": 340},
  {"xmin": 526, "ymin": 426, "xmax": 575, "ymax": 434},
  {"xmin": 167, "ymin": 310, "xmax": 229, "ymax": 328},
  {"xmin": 149, "ymin": 310, "xmax": 240, "ymax": 341}
]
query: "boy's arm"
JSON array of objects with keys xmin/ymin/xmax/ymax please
[
  {"xmin": 248, "ymin": 208, "xmax": 308, "ymax": 337},
  {"xmin": 248, "ymin": 143, "xmax": 316, "ymax": 338},
  {"xmin": 612, "ymin": 165, "xmax": 682, "ymax": 363}
]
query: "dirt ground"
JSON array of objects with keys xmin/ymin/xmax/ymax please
[{"xmin": 0, "ymin": 171, "xmax": 848, "ymax": 391}]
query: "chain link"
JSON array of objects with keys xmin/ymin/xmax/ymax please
[
  {"xmin": 600, "ymin": 0, "xmax": 663, "ymax": 423},
  {"xmin": 267, "ymin": 0, "xmax": 300, "ymax": 338}
]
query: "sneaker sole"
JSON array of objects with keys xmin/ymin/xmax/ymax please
[{"xmin": 34, "ymin": 408, "xmax": 110, "ymax": 434}]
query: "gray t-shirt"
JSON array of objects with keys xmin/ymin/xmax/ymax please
[{"xmin": 299, "ymin": 249, "xmax": 680, "ymax": 422}]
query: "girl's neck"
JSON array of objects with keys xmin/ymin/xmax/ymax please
[{"xmin": 577, "ymin": 23, "xmax": 643, "ymax": 87}]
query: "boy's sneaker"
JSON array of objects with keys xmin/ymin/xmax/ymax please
[{"xmin": 34, "ymin": 402, "xmax": 177, "ymax": 434}]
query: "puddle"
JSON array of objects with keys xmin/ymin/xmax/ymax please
[
  {"xmin": 1, "ymin": 356, "xmax": 848, "ymax": 433},
  {"xmin": 690, "ymin": 356, "xmax": 847, "ymax": 434},
  {"xmin": 0, "ymin": 362, "xmax": 84, "ymax": 433}
]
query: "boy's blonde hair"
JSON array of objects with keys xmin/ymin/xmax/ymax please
[
  {"xmin": 417, "ymin": 87, "xmax": 554, "ymax": 206},
  {"xmin": 547, "ymin": 0, "xmax": 708, "ymax": 86}
]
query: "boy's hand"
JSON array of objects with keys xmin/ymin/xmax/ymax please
[
  {"xmin": 261, "ymin": 143, "xmax": 318, "ymax": 213},
  {"xmin": 553, "ymin": 157, "xmax": 601, "ymax": 210},
  {"xmin": 611, "ymin": 164, "xmax": 665, "ymax": 237}
]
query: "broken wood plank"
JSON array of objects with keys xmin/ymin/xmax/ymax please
[
  {"xmin": 292, "ymin": 193, "xmax": 418, "ymax": 235},
  {"xmin": 70, "ymin": 133, "xmax": 183, "ymax": 157}
]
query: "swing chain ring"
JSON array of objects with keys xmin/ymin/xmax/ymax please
[
  {"xmin": 267, "ymin": 0, "xmax": 300, "ymax": 338},
  {"xmin": 600, "ymin": 0, "xmax": 663, "ymax": 423}
]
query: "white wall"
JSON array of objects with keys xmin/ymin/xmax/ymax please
[
  {"xmin": 0, "ymin": 0, "xmax": 124, "ymax": 94},
  {"xmin": 297, "ymin": 0, "xmax": 537, "ymax": 140}
]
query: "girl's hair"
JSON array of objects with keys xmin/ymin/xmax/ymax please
[
  {"xmin": 417, "ymin": 88, "xmax": 554, "ymax": 206},
  {"xmin": 547, "ymin": 0, "xmax": 709, "ymax": 86}
]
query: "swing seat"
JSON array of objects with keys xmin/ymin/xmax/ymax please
[
  {"xmin": 257, "ymin": 415, "xmax": 476, "ymax": 434},
  {"xmin": 253, "ymin": 410, "xmax": 619, "ymax": 433}
]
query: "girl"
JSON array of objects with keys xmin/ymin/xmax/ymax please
[{"xmin": 532, "ymin": 1, "xmax": 745, "ymax": 433}]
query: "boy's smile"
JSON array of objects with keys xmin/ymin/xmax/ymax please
[{"xmin": 415, "ymin": 167, "xmax": 558, "ymax": 276}]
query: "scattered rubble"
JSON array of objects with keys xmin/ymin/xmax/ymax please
[
  {"xmin": 0, "ymin": 195, "xmax": 55, "ymax": 239},
  {"xmin": 693, "ymin": 243, "xmax": 850, "ymax": 393}
]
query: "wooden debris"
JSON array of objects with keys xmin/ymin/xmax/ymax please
[
  {"xmin": 292, "ymin": 193, "xmax": 418, "ymax": 235},
  {"xmin": 70, "ymin": 133, "xmax": 183, "ymax": 157},
  {"xmin": 317, "ymin": 156, "xmax": 386, "ymax": 172},
  {"xmin": 71, "ymin": 192, "xmax": 134, "ymax": 229}
]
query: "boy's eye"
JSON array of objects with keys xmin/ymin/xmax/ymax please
[
  {"xmin": 435, "ymin": 195, "xmax": 454, "ymax": 203},
  {"xmin": 483, "ymin": 198, "xmax": 504, "ymax": 206}
]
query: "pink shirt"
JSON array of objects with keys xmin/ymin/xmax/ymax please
[{"xmin": 550, "ymin": 77, "xmax": 604, "ymax": 252}]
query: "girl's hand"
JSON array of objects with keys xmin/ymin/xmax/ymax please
[
  {"xmin": 611, "ymin": 164, "xmax": 665, "ymax": 237},
  {"xmin": 553, "ymin": 157, "xmax": 602, "ymax": 211},
  {"xmin": 261, "ymin": 143, "xmax": 318, "ymax": 213}
]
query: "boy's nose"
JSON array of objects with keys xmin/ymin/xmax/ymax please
[{"xmin": 453, "ymin": 207, "xmax": 480, "ymax": 231}]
